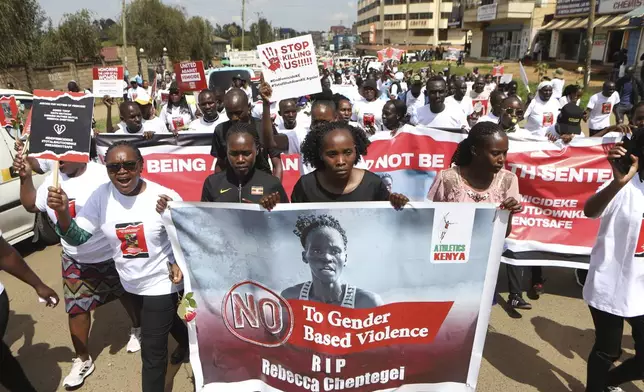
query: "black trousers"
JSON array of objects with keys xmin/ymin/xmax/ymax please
[
  {"xmin": 0, "ymin": 290, "xmax": 37, "ymax": 392},
  {"xmin": 507, "ymin": 265, "xmax": 544, "ymax": 295},
  {"xmin": 133, "ymin": 292, "xmax": 189, "ymax": 392},
  {"xmin": 586, "ymin": 306, "xmax": 644, "ymax": 392}
]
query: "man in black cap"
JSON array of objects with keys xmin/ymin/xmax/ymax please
[
  {"xmin": 546, "ymin": 103, "xmax": 585, "ymax": 143},
  {"xmin": 230, "ymin": 74, "xmax": 253, "ymax": 102}
]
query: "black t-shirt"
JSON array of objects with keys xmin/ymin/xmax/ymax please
[
  {"xmin": 201, "ymin": 168, "xmax": 289, "ymax": 203},
  {"xmin": 291, "ymin": 170, "xmax": 390, "ymax": 203},
  {"xmin": 210, "ymin": 118, "xmax": 280, "ymax": 168}
]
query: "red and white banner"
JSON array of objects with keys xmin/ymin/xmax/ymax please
[
  {"xmin": 92, "ymin": 66, "xmax": 125, "ymax": 98},
  {"xmin": 96, "ymin": 128, "xmax": 620, "ymax": 269},
  {"xmin": 0, "ymin": 96, "xmax": 19, "ymax": 127},
  {"xmin": 174, "ymin": 61, "xmax": 208, "ymax": 92}
]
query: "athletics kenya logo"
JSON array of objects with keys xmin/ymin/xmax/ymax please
[{"xmin": 222, "ymin": 280, "xmax": 294, "ymax": 347}]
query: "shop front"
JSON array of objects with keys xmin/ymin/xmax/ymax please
[{"xmin": 484, "ymin": 25, "xmax": 524, "ymax": 59}]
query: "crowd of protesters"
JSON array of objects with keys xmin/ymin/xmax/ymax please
[{"xmin": 1, "ymin": 57, "xmax": 643, "ymax": 392}]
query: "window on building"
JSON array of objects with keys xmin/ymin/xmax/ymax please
[
  {"xmin": 385, "ymin": 14, "xmax": 394, "ymax": 20},
  {"xmin": 394, "ymin": 14, "xmax": 406, "ymax": 20},
  {"xmin": 410, "ymin": 0, "xmax": 432, "ymax": 2},
  {"xmin": 421, "ymin": 12, "xmax": 432, "ymax": 18},
  {"xmin": 413, "ymin": 29, "xmax": 433, "ymax": 36},
  {"xmin": 481, "ymin": 0, "xmax": 494, "ymax": 4},
  {"xmin": 440, "ymin": 12, "xmax": 451, "ymax": 19},
  {"xmin": 409, "ymin": 13, "xmax": 419, "ymax": 19},
  {"xmin": 394, "ymin": 0, "xmax": 406, "ymax": 4},
  {"xmin": 438, "ymin": 29, "xmax": 448, "ymax": 40},
  {"xmin": 384, "ymin": 0, "xmax": 393, "ymax": 4}
]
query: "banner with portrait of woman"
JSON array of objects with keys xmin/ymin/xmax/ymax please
[{"xmin": 164, "ymin": 202, "xmax": 509, "ymax": 392}]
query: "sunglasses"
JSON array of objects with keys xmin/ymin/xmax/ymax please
[
  {"xmin": 504, "ymin": 108, "xmax": 525, "ymax": 117},
  {"xmin": 106, "ymin": 161, "xmax": 138, "ymax": 173}
]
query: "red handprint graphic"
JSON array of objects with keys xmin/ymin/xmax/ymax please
[{"xmin": 262, "ymin": 47, "xmax": 281, "ymax": 72}]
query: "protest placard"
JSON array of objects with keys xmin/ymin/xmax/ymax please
[
  {"xmin": 174, "ymin": 61, "xmax": 208, "ymax": 92},
  {"xmin": 0, "ymin": 96, "xmax": 19, "ymax": 127},
  {"xmin": 165, "ymin": 203, "xmax": 508, "ymax": 392},
  {"xmin": 29, "ymin": 90, "xmax": 94, "ymax": 163},
  {"xmin": 257, "ymin": 34, "xmax": 321, "ymax": 101},
  {"xmin": 92, "ymin": 66, "xmax": 125, "ymax": 97}
]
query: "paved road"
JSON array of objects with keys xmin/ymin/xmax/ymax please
[{"xmin": 1, "ymin": 242, "xmax": 642, "ymax": 392}]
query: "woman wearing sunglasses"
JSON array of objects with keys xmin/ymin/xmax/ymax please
[
  {"xmin": 500, "ymin": 96, "xmax": 536, "ymax": 139},
  {"xmin": 46, "ymin": 141, "xmax": 189, "ymax": 392}
]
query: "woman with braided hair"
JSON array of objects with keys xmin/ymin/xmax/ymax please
[
  {"xmin": 290, "ymin": 121, "xmax": 409, "ymax": 208},
  {"xmin": 280, "ymin": 214, "xmax": 383, "ymax": 308},
  {"xmin": 427, "ymin": 122, "xmax": 529, "ymax": 309}
]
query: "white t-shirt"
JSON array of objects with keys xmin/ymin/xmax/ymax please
[
  {"xmin": 477, "ymin": 112, "xmax": 500, "ymax": 124},
  {"xmin": 251, "ymin": 101, "xmax": 278, "ymax": 122},
  {"xmin": 524, "ymin": 97, "xmax": 561, "ymax": 137},
  {"xmin": 188, "ymin": 115, "xmax": 227, "ymax": 133},
  {"xmin": 35, "ymin": 162, "xmax": 113, "ymax": 264},
  {"xmin": 558, "ymin": 96, "xmax": 581, "ymax": 108},
  {"xmin": 551, "ymin": 78, "xmax": 565, "ymax": 99},
  {"xmin": 586, "ymin": 92, "xmax": 620, "ymax": 130},
  {"xmin": 283, "ymin": 126, "xmax": 315, "ymax": 175},
  {"xmin": 275, "ymin": 114, "xmax": 312, "ymax": 131},
  {"xmin": 73, "ymin": 180, "xmax": 182, "ymax": 296},
  {"xmin": 506, "ymin": 127, "xmax": 543, "ymax": 141},
  {"xmin": 159, "ymin": 104, "xmax": 197, "ymax": 131},
  {"xmin": 352, "ymin": 98, "xmax": 387, "ymax": 131},
  {"xmin": 410, "ymin": 103, "xmax": 469, "ymax": 129},
  {"xmin": 445, "ymin": 95, "xmax": 474, "ymax": 116},
  {"xmin": 127, "ymin": 86, "xmax": 147, "ymax": 102},
  {"xmin": 114, "ymin": 118, "xmax": 169, "ymax": 135},
  {"xmin": 36, "ymin": 159, "xmax": 54, "ymax": 173},
  {"xmin": 404, "ymin": 90, "xmax": 426, "ymax": 116},
  {"xmin": 390, "ymin": 82, "xmax": 407, "ymax": 97},
  {"xmin": 584, "ymin": 175, "xmax": 644, "ymax": 317}
]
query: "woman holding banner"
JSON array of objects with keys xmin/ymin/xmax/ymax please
[
  {"xmin": 46, "ymin": 141, "xmax": 189, "ymax": 392},
  {"xmin": 201, "ymin": 122, "xmax": 288, "ymax": 210},
  {"xmin": 13, "ymin": 150, "xmax": 143, "ymax": 389},
  {"xmin": 582, "ymin": 102, "xmax": 644, "ymax": 392},
  {"xmin": 291, "ymin": 121, "xmax": 409, "ymax": 208},
  {"xmin": 427, "ymin": 122, "xmax": 527, "ymax": 309}
]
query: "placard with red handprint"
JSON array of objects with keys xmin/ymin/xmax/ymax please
[{"xmin": 257, "ymin": 34, "xmax": 322, "ymax": 101}]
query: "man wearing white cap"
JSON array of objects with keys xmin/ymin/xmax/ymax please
[
  {"xmin": 524, "ymin": 81, "xmax": 561, "ymax": 137},
  {"xmin": 126, "ymin": 78, "xmax": 146, "ymax": 102}
]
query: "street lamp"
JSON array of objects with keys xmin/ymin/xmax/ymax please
[{"xmin": 138, "ymin": 47, "xmax": 144, "ymax": 77}]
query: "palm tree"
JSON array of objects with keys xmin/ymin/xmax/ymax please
[{"xmin": 228, "ymin": 25, "xmax": 238, "ymax": 50}]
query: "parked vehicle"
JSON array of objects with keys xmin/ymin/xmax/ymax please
[
  {"xmin": 209, "ymin": 67, "xmax": 259, "ymax": 101},
  {"xmin": 0, "ymin": 89, "xmax": 58, "ymax": 246}
]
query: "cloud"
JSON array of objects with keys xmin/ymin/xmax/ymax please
[
  {"xmin": 348, "ymin": 1, "xmax": 355, "ymax": 8},
  {"xmin": 331, "ymin": 12, "xmax": 349, "ymax": 22}
]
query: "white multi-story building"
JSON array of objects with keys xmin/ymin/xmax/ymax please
[{"xmin": 356, "ymin": 0, "xmax": 468, "ymax": 48}]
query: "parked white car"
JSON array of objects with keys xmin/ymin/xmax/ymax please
[{"xmin": 0, "ymin": 89, "xmax": 58, "ymax": 246}]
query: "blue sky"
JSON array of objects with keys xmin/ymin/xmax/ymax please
[{"xmin": 39, "ymin": 0, "xmax": 356, "ymax": 31}]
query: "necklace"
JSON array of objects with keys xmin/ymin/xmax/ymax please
[{"xmin": 465, "ymin": 189, "xmax": 489, "ymax": 202}]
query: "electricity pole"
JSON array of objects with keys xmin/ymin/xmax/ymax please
[
  {"xmin": 122, "ymin": 0, "xmax": 128, "ymax": 69},
  {"xmin": 241, "ymin": 0, "xmax": 246, "ymax": 50},
  {"xmin": 584, "ymin": 0, "xmax": 596, "ymax": 89},
  {"xmin": 256, "ymin": 12, "xmax": 262, "ymax": 44}
]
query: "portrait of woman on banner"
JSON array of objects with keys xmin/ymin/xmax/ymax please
[{"xmin": 280, "ymin": 214, "xmax": 383, "ymax": 309}]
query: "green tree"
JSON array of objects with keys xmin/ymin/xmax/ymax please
[
  {"xmin": 0, "ymin": 0, "xmax": 47, "ymax": 88},
  {"xmin": 57, "ymin": 10, "xmax": 102, "ymax": 62},
  {"xmin": 124, "ymin": 0, "xmax": 189, "ymax": 61},
  {"xmin": 249, "ymin": 18, "xmax": 273, "ymax": 48},
  {"xmin": 186, "ymin": 17, "xmax": 214, "ymax": 64}
]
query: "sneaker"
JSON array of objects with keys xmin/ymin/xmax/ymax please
[
  {"xmin": 127, "ymin": 327, "xmax": 141, "ymax": 353},
  {"xmin": 605, "ymin": 387, "xmax": 625, "ymax": 392},
  {"xmin": 528, "ymin": 283, "xmax": 544, "ymax": 300},
  {"xmin": 508, "ymin": 294, "xmax": 532, "ymax": 310},
  {"xmin": 575, "ymin": 269, "xmax": 588, "ymax": 287},
  {"xmin": 63, "ymin": 357, "xmax": 95, "ymax": 388}
]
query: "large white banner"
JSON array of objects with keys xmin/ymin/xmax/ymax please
[{"xmin": 164, "ymin": 203, "xmax": 509, "ymax": 391}]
